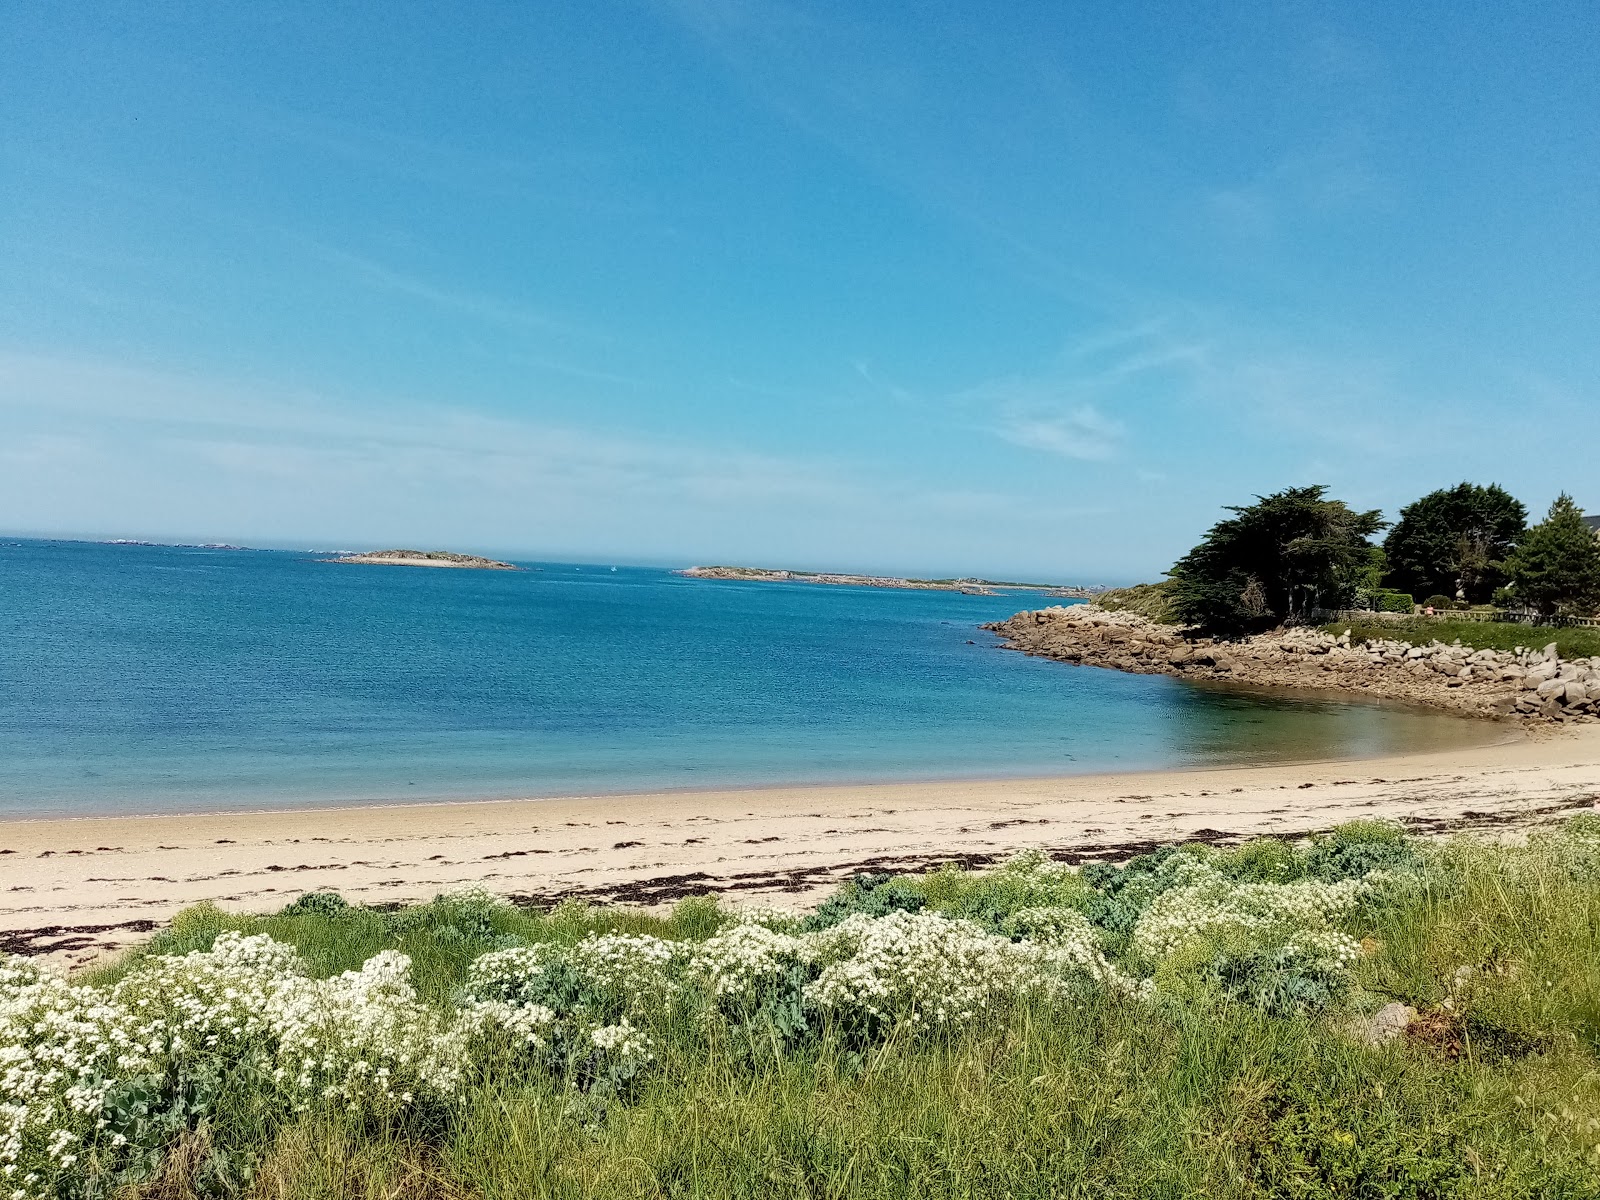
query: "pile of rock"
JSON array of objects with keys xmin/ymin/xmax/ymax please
[{"xmin": 984, "ymin": 605, "xmax": 1599, "ymax": 722}]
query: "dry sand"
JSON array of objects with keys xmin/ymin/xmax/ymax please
[{"xmin": 6, "ymin": 724, "xmax": 1599, "ymax": 968}]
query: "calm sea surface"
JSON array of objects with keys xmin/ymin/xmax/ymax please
[{"xmin": 0, "ymin": 540, "xmax": 1495, "ymax": 817}]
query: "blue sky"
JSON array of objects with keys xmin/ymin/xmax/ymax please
[{"xmin": 2, "ymin": 2, "xmax": 1596, "ymax": 581}]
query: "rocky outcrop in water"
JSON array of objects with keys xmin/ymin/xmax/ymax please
[
  {"xmin": 986, "ymin": 606, "xmax": 1600, "ymax": 722},
  {"xmin": 324, "ymin": 549, "xmax": 520, "ymax": 570}
]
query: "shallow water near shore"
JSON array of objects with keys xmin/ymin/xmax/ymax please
[{"xmin": 0, "ymin": 540, "xmax": 1499, "ymax": 817}]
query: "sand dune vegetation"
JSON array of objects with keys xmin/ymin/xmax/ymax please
[{"xmin": 9, "ymin": 819, "xmax": 1600, "ymax": 1198}]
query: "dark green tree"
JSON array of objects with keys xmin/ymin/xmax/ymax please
[
  {"xmin": 1382, "ymin": 482, "xmax": 1527, "ymax": 603},
  {"xmin": 1502, "ymin": 494, "xmax": 1600, "ymax": 618},
  {"xmin": 1168, "ymin": 486, "xmax": 1386, "ymax": 633}
]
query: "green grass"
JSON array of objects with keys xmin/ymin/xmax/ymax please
[
  {"xmin": 1322, "ymin": 616, "xmax": 1600, "ymax": 659},
  {"xmin": 1093, "ymin": 581, "xmax": 1178, "ymax": 624},
  {"xmin": 70, "ymin": 827, "xmax": 1600, "ymax": 1198}
]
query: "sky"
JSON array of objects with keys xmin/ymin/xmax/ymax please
[{"xmin": 2, "ymin": 2, "xmax": 1596, "ymax": 582}]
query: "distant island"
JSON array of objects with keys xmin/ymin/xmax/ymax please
[
  {"xmin": 676, "ymin": 565, "xmax": 1107, "ymax": 597},
  {"xmin": 323, "ymin": 549, "xmax": 520, "ymax": 570}
]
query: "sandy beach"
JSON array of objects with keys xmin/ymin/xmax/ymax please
[{"xmin": 5, "ymin": 723, "xmax": 1598, "ymax": 967}]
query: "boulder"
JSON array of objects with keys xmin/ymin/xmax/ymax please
[{"xmin": 1537, "ymin": 678, "xmax": 1569, "ymax": 702}]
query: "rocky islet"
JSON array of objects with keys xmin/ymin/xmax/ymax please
[{"xmin": 987, "ymin": 605, "xmax": 1600, "ymax": 723}]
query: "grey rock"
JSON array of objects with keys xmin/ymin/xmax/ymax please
[
  {"xmin": 1346, "ymin": 1002, "xmax": 1417, "ymax": 1047},
  {"xmin": 1537, "ymin": 678, "xmax": 1568, "ymax": 701}
]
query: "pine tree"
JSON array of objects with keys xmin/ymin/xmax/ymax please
[
  {"xmin": 1503, "ymin": 494, "xmax": 1600, "ymax": 618},
  {"xmin": 1168, "ymin": 486, "xmax": 1386, "ymax": 633}
]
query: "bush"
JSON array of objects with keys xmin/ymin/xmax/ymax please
[
  {"xmin": 1422, "ymin": 594, "xmax": 1455, "ymax": 611},
  {"xmin": 1301, "ymin": 821, "xmax": 1419, "ymax": 883},
  {"xmin": 1377, "ymin": 589, "xmax": 1415, "ymax": 613},
  {"xmin": 280, "ymin": 892, "xmax": 351, "ymax": 919},
  {"xmin": 914, "ymin": 852, "xmax": 1092, "ymax": 930},
  {"xmin": 1356, "ymin": 588, "xmax": 1415, "ymax": 614},
  {"xmin": 801, "ymin": 872, "xmax": 926, "ymax": 931}
]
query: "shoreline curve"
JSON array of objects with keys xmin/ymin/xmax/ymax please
[{"xmin": 7, "ymin": 724, "xmax": 1598, "ymax": 968}]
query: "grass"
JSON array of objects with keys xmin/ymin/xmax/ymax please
[
  {"xmin": 1320, "ymin": 616, "xmax": 1600, "ymax": 658},
  {"xmin": 36, "ymin": 826, "xmax": 1600, "ymax": 1198},
  {"xmin": 1092, "ymin": 581, "xmax": 1178, "ymax": 624}
]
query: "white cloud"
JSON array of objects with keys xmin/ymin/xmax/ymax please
[{"xmin": 996, "ymin": 407, "xmax": 1122, "ymax": 461}]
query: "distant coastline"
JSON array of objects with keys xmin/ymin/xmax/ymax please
[
  {"xmin": 322, "ymin": 548, "xmax": 520, "ymax": 570},
  {"xmin": 677, "ymin": 564, "xmax": 1108, "ymax": 597}
]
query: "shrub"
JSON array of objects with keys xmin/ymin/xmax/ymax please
[
  {"xmin": 915, "ymin": 852, "xmax": 1092, "ymax": 930},
  {"xmin": 1301, "ymin": 820, "xmax": 1419, "ymax": 883},
  {"xmin": 1078, "ymin": 846, "xmax": 1213, "ymax": 947},
  {"xmin": 801, "ymin": 872, "xmax": 926, "ymax": 931},
  {"xmin": 1356, "ymin": 587, "xmax": 1415, "ymax": 614},
  {"xmin": 1378, "ymin": 589, "xmax": 1415, "ymax": 613},
  {"xmin": 279, "ymin": 891, "xmax": 350, "ymax": 919}
]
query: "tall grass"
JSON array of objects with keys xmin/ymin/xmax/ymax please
[{"xmin": 36, "ymin": 824, "xmax": 1600, "ymax": 1198}]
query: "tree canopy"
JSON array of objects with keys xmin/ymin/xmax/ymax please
[
  {"xmin": 1168, "ymin": 486, "xmax": 1386, "ymax": 633},
  {"xmin": 1382, "ymin": 482, "xmax": 1526, "ymax": 604},
  {"xmin": 1503, "ymin": 494, "xmax": 1600, "ymax": 618}
]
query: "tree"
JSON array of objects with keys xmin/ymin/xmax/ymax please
[
  {"xmin": 1382, "ymin": 482, "xmax": 1526, "ymax": 604},
  {"xmin": 1168, "ymin": 486, "xmax": 1387, "ymax": 633},
  {"xmin": 1502, "ymin": 494, "xmax": 1600, "ymax": 619}
]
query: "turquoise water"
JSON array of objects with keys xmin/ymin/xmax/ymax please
[{"xmin": 0, "ymin": 540, "xmax": 1492, "ymax": 817}]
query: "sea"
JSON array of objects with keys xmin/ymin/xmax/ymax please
[{"xmin": 0, "ymin": 540, "xmax": 1494, "ymax": 818}]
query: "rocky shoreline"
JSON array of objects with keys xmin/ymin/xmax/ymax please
[
  {"xmin": 986, "ymin": 605, "xmax": 1600, "ymax": 723},
  {"xmin": 678, "ymin": 565, "xmax": 1103, "ymax": 597}
]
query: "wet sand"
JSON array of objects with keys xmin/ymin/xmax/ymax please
[{"xmin": 5, "ymin": 725, "xmax": 1598, "ymax": 968}]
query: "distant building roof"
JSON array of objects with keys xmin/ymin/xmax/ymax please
[{"xmin": 1586, "ymin": 514, "xmax": 1600, "ymax": 532}]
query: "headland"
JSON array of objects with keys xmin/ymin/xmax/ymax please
[{"xmin": 988, "ymin": 604, "xmax": 1600, "ymax": 724}]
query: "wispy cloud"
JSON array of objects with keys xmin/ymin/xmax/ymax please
[
  {"xmin": 944, "ymin": 324, "xmax": 1209, "ymax": 463},
  {"xmin": 0, "ymin": 351, "xmax": 1080, "ymax": 566},
  {"xmin": 994, "ymin": 407, "xmax": 1122, "ymax": 461}
]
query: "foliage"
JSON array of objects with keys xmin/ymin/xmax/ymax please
[
  {"xmin": 1090, "ymin": 580, "xmax": 1177, "ymax": 624},
  {"xmin": 801, "ymin": 872, "xmax": 927, "ymax": 930},
  {"xmin": 1383, "ymin": 482, "xmax": 1528, "ymax": 604},
  {"xmin": 1300, "ymin": 818, "xmax": 1421, "ymax": 882},
  {"xmin": 911, "ymin": 851, "xmax": 1092, "ymax": 930},
  {"xmin": 278, "ymin": 891, "xmax": 351, "ymax": 919},
  {"xmin": 1357, "ymin": 587, "xmax": 1415, "ymax": 614},
  {"xmin": 1168, "ymin": 486, "xmax": 1387, "ymax": 634},
  {"xmin": 1323, "ymin": 615, "xmax": 1600, "ymax": 659},
  {"xmin": 1504, "ymin": 493, "xmax": 1600, "ymax": 619},
  {"xmin": 16, "ymin": 822, "xmax": 1600, "ymax": 1197}
]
